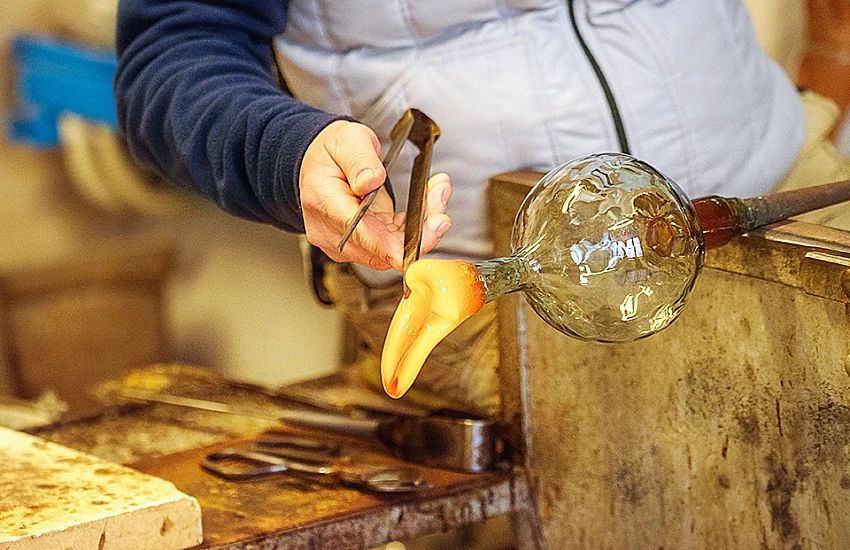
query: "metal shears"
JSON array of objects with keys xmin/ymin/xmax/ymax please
[
  {"xmin": 201, "ymin": 432, "xmax": 433, "ymax": 493},
  {"xmin": 337, "ymin": 108, "xmax": 441, "ymax": 292}
]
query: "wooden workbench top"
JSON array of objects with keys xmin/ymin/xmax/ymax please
[
  {"xmin": 25, "ymin": 365, "xmax": 530, "ymax": 550},
  {"xmin": 131, "ymin": 432, "xmax": 523, "ymax": 549}
]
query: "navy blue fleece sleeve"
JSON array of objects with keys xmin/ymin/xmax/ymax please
[{"xmin": 114, "ymin": 0, "xmax": 342, "ymax": 232}]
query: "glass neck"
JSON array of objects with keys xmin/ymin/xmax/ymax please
[{"xmin": 471, "ymin": 250, "xmax": 535, "ymax": 303}]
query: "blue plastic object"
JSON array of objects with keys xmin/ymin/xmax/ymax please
[{"xmin": 8, "ymin": 34, "xmax": 118, "ymax": 148}]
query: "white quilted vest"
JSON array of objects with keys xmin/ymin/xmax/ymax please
[{"xmin": 274, "ymin": 0, "xmax": 805, "ymax": 274}]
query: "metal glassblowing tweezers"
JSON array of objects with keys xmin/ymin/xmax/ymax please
[{"xmin": 337, "ymin": 108, "xmax": 441, "ymax": 293}]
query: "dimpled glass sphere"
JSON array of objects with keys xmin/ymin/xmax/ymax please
[{"xmin": 510, "ymin": 153, "xmax": 705, "ymax": 342}]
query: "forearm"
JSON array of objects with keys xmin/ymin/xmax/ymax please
[{"xmin": 114, "ymin": 0, "xmax": 342, "ymax": 232}]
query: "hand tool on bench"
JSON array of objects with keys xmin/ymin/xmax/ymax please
[
  {"xmin": 248, "ymin": 431, "xmax": 342, "ymax": 463},
  {"xmin": 120, "ymin": 388, "xmax": 498, "ymax": 473},
  {"xmin": 201, "ymin": 434, "xmax": 432, "ymax": 493}
]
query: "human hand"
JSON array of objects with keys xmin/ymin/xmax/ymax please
[{"xmin": 299, "ymin": 120, "xmax": 452, "ymax": 271}]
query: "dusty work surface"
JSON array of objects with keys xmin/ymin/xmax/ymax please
[
  {"xmin": 131, "ymin": 430, "xmax": 523, "ymax": 549},
  {"xmin": 27, "ymin": 365, "xmax": 528, "ymax": 549},
  {"xmin": 0, "ymin": 426, "xmax": 202, "ymax": 550}
]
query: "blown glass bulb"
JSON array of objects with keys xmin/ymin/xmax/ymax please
[{"xmin": 497, "ymin": 152, "xmax": 704, "ymax": 342}]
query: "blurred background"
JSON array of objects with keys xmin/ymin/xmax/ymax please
[
  {"xmin": 0, "ymin": 0, "xmax": 847, "ymax": 421},
  {"xmin": 0, "ymin": 0, "xmax": 345, "ymax": 419}
]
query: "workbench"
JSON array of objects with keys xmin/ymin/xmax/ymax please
[{"xmin": 26, "ymin": 365, "xmax": 531, "ymax": 550}]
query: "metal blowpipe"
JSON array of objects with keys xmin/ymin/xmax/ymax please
[{"xmin": 693, "ymin": 178, "xmax": 850, "ymax": 249}]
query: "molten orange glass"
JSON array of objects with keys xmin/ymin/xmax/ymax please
[{"xmin": 381, "ymin": 259, "xmax": 485, "ymax": 399}]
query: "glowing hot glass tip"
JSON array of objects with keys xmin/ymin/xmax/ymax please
[{"xmin": 381, "ymin": 259, "xmax": 485, "ymax": 399}]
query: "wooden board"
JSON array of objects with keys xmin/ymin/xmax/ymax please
[{"xmin": 0, "ymin": 426, "xmax": 202, "ymax": 550}]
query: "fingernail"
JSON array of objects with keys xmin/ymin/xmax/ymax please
[
  {"xmin": 354, "ymin": 169, "xmax": 375, "ymax": 190},
  {"xmin": 437, "ymin": 221, "xmax": 451, "ymax": 236},
  {"xmin": 441, "ymin": 187, "xmax": 451, "ymax": 204}
]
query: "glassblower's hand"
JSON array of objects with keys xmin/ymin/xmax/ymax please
[{"xmin": 300, "ymin": 120, "xmax": 452, "ymax": 271}]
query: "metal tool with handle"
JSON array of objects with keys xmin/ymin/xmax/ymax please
[
  {"xmin": 201, "ymin": 447, "xmax": 432, "ymax": 493},
  {"xmin": 249, "ymin": 432, "xmax": 342, "ymax": 464},
  {"xmin": 279, "ymin": 407, "xmax": 497, "ymax": 474},
  {"xmin": 337, "ymin": 109, "xmax": 442, "ymax": 294},
  {"xmin": 120, "ymin": 388, "xmax": 497, "ymax": 473},
  {"xmin": 399, "ymin": 109, "xmax": 441, "ymax": 292},
  {"xmin": 337, "ymin": 109, "xmax": 415, "ymax": 253}
]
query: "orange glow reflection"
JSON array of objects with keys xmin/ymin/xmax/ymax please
[{"xmin": 381, "ymin": 259, "xmax": 485, "ymax": 399}]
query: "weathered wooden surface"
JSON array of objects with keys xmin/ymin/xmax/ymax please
[
  {"xmin": 30, "ymin": 365, "xmax": 530, "ymax": 550},
  {"xmin": 491, "ymin": 170, "xmax": 850, "ymax": 549}
]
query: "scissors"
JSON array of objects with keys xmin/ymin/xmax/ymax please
[
  {"xmin": 201, "ymin": 433, "xmax": 432, "ymax": 493},
  {"xmin": 337, "ymin": 108, "xmax": 441, "ymax": 293}
]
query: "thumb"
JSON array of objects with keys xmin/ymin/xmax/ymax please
[{"xmin": 329, "ymin": 122, "xmax": 386, "ymax": 196}]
